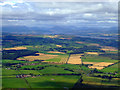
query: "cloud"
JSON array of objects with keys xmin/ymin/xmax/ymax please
[{"xmin": 0, "ymin": 1, "xmax": 118, "ymax": 29}]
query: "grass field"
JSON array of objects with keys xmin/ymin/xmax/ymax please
[
  {"xmin": 2, "ymin": 59, "xmax": 119, "ymax": 89},
  {"xmin": 2, "ymin": 59, "xmax": 27, "ymax": 64},
  {"xmin": 38, "ymin": 66, "xmax": 73, "ymax": 74},
  {"xmin": 57, "ymin": 64, "xmax": 81, "ymax": 69},
  {"xmin": 26, "ymin": 75, "xmax": 80, "ymax": 88},
  {"xmin": 2, "ymin": 77, "xmax": 29, "ymax": 88},
  {"xmin": 20, "ymin": 70, "xmax": 42, "ymax": 75},
  {"xmin": 82, "ymin": 75, "xmax": 119, "ymax": 87},
  {"xmin": 20, "ymin": 64, "xmax": 51, "ymax": 69},
  {"xmin": 100, "ymin": 63, "xmax": 119, "ymax": 73},
  {"xmin": 81, "ymin": 54, "xmax": 118, "ymax": 70},
  {"xmin": 2, "ymin": 67, "xmax": 80, "ymax": 88},
  {"xmin": 2, "ymin": 34, "xmax": 119, "ymax": 89},
  {"xmin": 82, "ymin": 54, "xmax": 118, "ymax": 63},
  {"xmin": 2, "ymin": 68, "xmax": 29, "ymax": 88},
  {"xmin": 45, "ymin": 58, "xmax": 61, "ymax": 62},
  {"xmin": 2, "ymin": 69, "xmax": 20, "ymax": 76},
  {"xmin": 45, "ymin": 54, "xmax": 69, "ymax": 63},
  {"xmin": 105, "ymin": 51, "xmax": 118, "ymax": 54}
]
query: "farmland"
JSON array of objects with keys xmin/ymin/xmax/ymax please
[
  {"xmin": 67, "ymin": 54, "xmax": 82, "ymax": 64},
  {"xmin": 3, "ymin": 46, "xmax": 27, "ymax": 50},
  {"xmin": 25, "ymin": 76, "xmax": 80, "ymax": 88},
  {"xmin": 2, "ymin": 34, "xmax": 119, "ymax": 89},
  {"xmin": 17, "ymin": 53, "xmax": 59, "ymax": 61}
]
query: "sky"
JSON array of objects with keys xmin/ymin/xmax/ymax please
[{"xmin": 0, "ymin": 0, "xmax": 118, "ymax": 30}]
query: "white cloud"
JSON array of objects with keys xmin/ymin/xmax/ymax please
[
  {"xmin": 97, "ymin": 20, "xmax": 117, "ymax": 23},
  {"xmin": 0, "ymin": 0, "xmax": 24, "ymax": 7},
  {"xmin": 0, "ymin": 2, "xmax": 15, "ymax": 6},
  {"xmin": 7, "ymin": 20, "xmax": 19, "ymax": 21},
  {"xmin": 107, "ymin": 21, "xmax": 117, "ymax": 23},
  {"xmin": 83, "ymin": 13, "xmax": 93, "ymax": 17},
  {"xmin": 1, "ymin": 2, "xmax": 118, "ymax": 29}
]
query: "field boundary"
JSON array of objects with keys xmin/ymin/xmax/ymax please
[
  {"xmin": 17, "ymin": 70, "xmax": 32, "ymax": 89},
  {"xmin": 72, "ymin": 76, "xmax": 83, "ymax": 89},
  {"xmin": 66, "ymin": 54, "xmax": 71, "ymax": 64}
]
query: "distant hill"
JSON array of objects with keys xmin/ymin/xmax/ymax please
[{"xmin": 2, "ymin": 25, "xmax": 118, "ymax": 35}]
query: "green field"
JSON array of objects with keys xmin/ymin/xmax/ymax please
[
  {"xmin": 82, "ymin": 54, "xmax": 118, "ymax": 63},
  {"xmin": 2, "ymin": 69, "xmax": 20, "ymax": 76},
  {"xmin": 19, "ymin": 64, "xmax": 52, "ymax": 69},
  {"xmin": 2, "ymin": 77, "xmax": 29, "ymax": 88},
  {"xmin": 38, "ymin": 66, "xmax": 74, "ymax": 74},
  {"xmin": 2, "ymin": 34, "xmax": 119, "ymax": 89},
  {"xmin": 45, "ymin": 58, "xmax": 61, "ymax": 62},
  {"xmin": 45, "ymin": 54, "xmax": 69, "ymax": 63},
  {"xmin": 26, "ymin": 76, "xmax": 80, "ymax": 88},
  {"xmin": 82, "ymin": 75, "xmax": 119, "ymax": 87},
  {"xmin": 58, "ymin": 64, "xmax": 81, "ymax": 69},
  {"xmin": 100, "ymin": 63, "xmax": 119, "ymax": 73},
  {"xmin": 2, "ymin": 59, "xmax": 27, "ymax": 64},
  {"xmin": 20, "ymin": 70, "xmax": 42, "ymax": 75},
  {"xmin": 2, "ymin": 67, "xmax": 80, "ymax": 88}
]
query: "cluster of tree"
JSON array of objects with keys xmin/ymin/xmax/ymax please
[
  {"xmin": 43, "ymin": 73, "xmax": 81, "ymax": 76},
  {"xmin": 22, "ymin": 67, "xmax": 44, "ymax": 70},
  {"xmin": 64, "ymin": 68, "xmax": 74, "ymax": 72},
  {"xmin": 99, "ymin": 53, "xmax": 119, "ymax": 60},
  {"xmin": 54, "ymin": 46, "xmax": 104, "ymax": 54},
  {"xmin": 89, "ymin": 68, "xmax": 103, "ymax": 74},
  {"xmin": 71, "ymin": 37, "xmax": 118, "ymax": 48},
  {"xmin": 19, "ymin": 65, "xmax": 53, "ymax": 70},
  {"xmin": 2, "ymin": 63, "xmax": 17, "ymax": 67},
  {"xmin": 2, "ymin": 50, "xmax": 38, "ymax": 60},
  {"xmin": 94, "ymin": 75, "xmax": 113, "ymax": 80},
  {"xmin": 2, "ymin": 35, "xmax": 67, "ymax": 48},
  {"xmin": 3, "ymin": 35, "xmax": 118, "ymax": 49}
]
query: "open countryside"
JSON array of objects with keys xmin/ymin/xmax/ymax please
[
  {"xmin": 2, "ymin": 34, "xmax": 120, "ymax": 89},
  {"xmin": 1, "ymin": 1, "xmax": 119, "ymax": 89}
]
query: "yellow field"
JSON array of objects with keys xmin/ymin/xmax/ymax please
[
  {"xmin": 67, "ymin": 54, "xmax": 83, "ymax": 64},
  {"xmin": 88, "ymin": 66, "xmax": 104, "ymax": 70},
  {"xmin": 43, "ymin": 55, "xmax": 69, "ymax": 64},
  {"xmin": 76, "ymin": 41, "xmax": 85, "ymax": 44},
  {"xmin": 56, "ymin": 45, "xmax": 62, "ymax": 47},
  {"xmin": 17, "ymin": 53, "xmax": 58, "ymax": 61},
  {"xmin": 101, "ymin": 46, "xmax": 118, "ymax": 51},
  {"xmin": 93, "ymin": 62, "xmax": 113, "ymax": 67},
  {"xmin": 59, "ymin": 38, "xmax": 72, "ymax": 40},
  {"xmin": 76, "ymin": 41, "xmax": 100, "ymax": 46},
  {"xmin": 101, "ymin": 49, "xmax": 118, "ymax": 51},
  {"xmin": 83, "ymin": 62, "xmax": 114, "ymax": 70},
  {"xmin": 85, "ymin": 52, "xmax": 99, "ymax": 55},
  {"xmin": 43, "ymin": 35, "xmax": 59, "ymax": 38},
  {"xmin": 3, "ymin": 46, "xmax": 27, "ymax": 50},
  {"xmin": 59, "ymin": 55, "xmax": 69, "ymax": 63},
  {"xmin": 48, "ymin": 51, "xmax": 65, "ymax": 54},
  {"xmin": 87, "ymin": 43, "xmax": 100, "ymax": 46},
  {"xmin": 35, "ymin": 53, "xmax": 46, "ymax": 55},
  {"xmin": 26, "ymin": 46, "xmax": 33, "ymax": 47}
]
